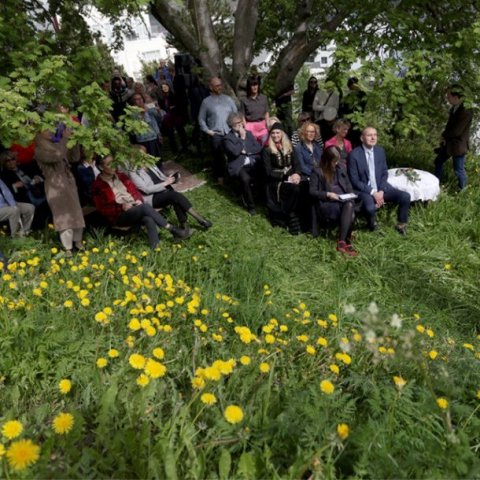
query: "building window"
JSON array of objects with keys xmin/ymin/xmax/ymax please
[{"xmin": 321, "ymin": 56, "xmax": 328, "ymax": 64}]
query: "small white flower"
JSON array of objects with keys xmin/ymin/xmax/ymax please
[
  {"xmin": 365, "ymin": 329, "xmax": 377, "ymax": 343},
  {"xmin": 390, "ymin": 313, "xmax": 402, "ymax": 329},
  {"xmin": 343, "ymin": 304, "xmax": 356, "ymax": 315},
  {"xmin": 339, "ymin": 339, "xmax": 351, "ymax": 352},
  {"xmin": 368, "ymin": 302, "xmax": 379, "ymax": 315}
]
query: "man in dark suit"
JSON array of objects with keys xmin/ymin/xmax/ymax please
[
  {"xmin": 222, "ymin": 112, "xmax": 262, "ymax": 215},
  {"xmin": 348, "ymin": 127, "xmax": 411, "ymax": 234},
  {"xmin": 434, "ymin": 84, "xmax": 472, "ymax": 190}
]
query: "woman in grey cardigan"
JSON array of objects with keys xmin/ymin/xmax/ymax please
[{"xmin": 128, "ymin": 147, "xmax": 212, "ymax": 232}]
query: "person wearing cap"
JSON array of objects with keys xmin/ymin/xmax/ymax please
[
  {"xmin": 434, "ymin": 84, "xmax": 473, "ymax": 190},
  {"xmin": 240, "ymin": 75, "xmax": 270, "ymax": 145},
  {"xmin": 262, "ymin": 122, "xmax": 303, "ymax": 234},
  {"xmin": 198, "ymin": 77, "xmax": 237, "ymax": 184}
]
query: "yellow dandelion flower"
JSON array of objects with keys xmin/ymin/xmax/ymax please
[
  {"xmin": 128, "ymin": 318, "xmax": 141, "ymax": 331},
  {"xmin": 328, "ymin": 313, "xmax": 338, "ymax": 322},
  {"xmin": 152, "ymin": 347, "xmax": 165, "ymax": 360},
  {"xmin": 108, "ymin": 349, "xmax": 119, "ymax": 358},
  {"xmin": 463, "ymin": 343, "xmax": 474, "ymax": 351},
  {"xmin": 144, "ymin": 359, "xmax": 167, "ymax": 378},
  {"xmin": 428, "ymin": 350, "xmax": 438, "ymax": 360},
  {"xmin": 191, "ymin": 377, "xmax": 206, "ymax": 390},
  {"xmin": 335, "ymin": 352, "xmax": 352, "ymax": 365},
  {"xmin": 2, "ymin": 420, "xmax": 23, "ymax": 440},
  {"xmin": 240, "ymin": 355, "xmax": 251, "ymax": 365},
  {"xmin": 6, "ymin": 439, "xmax": 40, "ymax": 471},
  {"xmin": 316, "ymin": 336, "xmax": 328, "ymax": 347},
  {"xmin": 200, "ymin": 393, "xmax": 217, "ymax": 405},
  {"xmin": 0, "ymin": 443, "xmax": 4, "ymax": 457},
  {"xmin": 58, "ymin": 379, "xmax": 72, "ymax": 394},
  {"xmin": 204, "ymin": 366, "xmax": 222, "ymax": 381},
  {"xmin": 320, "ymin": 380, "xmax": 335, "ymax": 395},
  {"xmin": 337, "ymin": 423, "xmax": 349, "ymax": 440},
  {"xmin": 224, "ymin": 405, "xmax": 244, "ymax": 424},
  {"xmin": 296, "ymin": 335, "xmax": 309, "ymax": 342},
  {"xmin": 426, "ymin": 328, "xmax": 434, "ymax": 338},
  {"xmin": 306, "ymin": 345, "xmax": 316, "ymax": 355},
  {"xmin": 416, "ymin": 325, "xmax": 425, "ymax": 334},
  {"xmin": 444, "ymin": 263, "xmax": 452, "ymax": 270},
  {"xmin": 393, "ymin": 376, "xmax": 407, "ymax": 390},
  {"xmin": 436, "ymin": 397, "xmax": 449, "ymax": 409},
  {"xmin": 265, "ymin": 334, "xmax": 275, "ymax": 344},
  {"xmin": 96, "ymin": 357, "xmax": 108, "ymax": 368},
  {"xmin": 52, "ymin": 412, "xmax": 74, "ymax": 435},
  {"xmin": 136, "ymin": 374, "xmax": 150, "ymax": 387},
  {"xmin": 476, "ymin": 390, "xmax": 480, "ymax": 399},
  {"xmin": 94, "ymin": 312, "xmax": 107, "ymax": 323},
  {"xmin": 63, "ymin": 300, "xmax": 73, "ymax": 308},
  {"xmin": 259, "ymin": 362, "xmax": 270, "ymax": 373},
  {"xmin": 80, "ymin": 298, "xmax": 90, "ymax": 307},
  {"xmin": 129, "ymin": 353, "xmax": 146, "ymax": 370},
  {"xmin": 329, "ymin": 364, "xmax": 340, "ymax": 375}
]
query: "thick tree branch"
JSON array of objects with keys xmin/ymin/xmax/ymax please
[
  {"xmin": 149, "ymin": 0, "xmax": 199, "ymax": 58},
  {"xmin": 190, "ymin": 0, "xmax": 225, "ymax": 78}
]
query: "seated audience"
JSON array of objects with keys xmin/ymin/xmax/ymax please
[
  {"xmin": 222, "ymin": 113, "xmax": 263, "ymax": 215},
  {"xmin": 240, "ymin": 75, "xmax": 270, "ymax": 145},
  {"xmin": 310, "ymin": 146, "xmax": 357, "ymax": 255},
  {"xmin": 128, "ymin": 146, "xmax": 212, "ymax": 231},
  {"xmin": 294, "ymin": 121, "xmax": 322, "ymax": 179},
  {"xmin": 92, "ymin": 155, "xmax": 190, "ymax": 249},
  {"xmin": 348, "ymin": 126, "xmax": 411, "ymax": 234},
  {"xmin": 0, "ymin": 150, "xmax": 50, "ymax": 229},
  {"xmin": 262, "ymin": 122, "xmax": 302, "ymax": 234},
  {"xmin": 0, "ymin": 177, "xmax": 34, "ymax": 236},
  {"xmin": 73, "ymin": 153, "xmax": 100, "ymax": 207},
  {"xmin": 291, "ymin": 112, "xmax": 323, "ymax": 148},
  {"xmin": 324, "ymin": 119, "xmax": 352, "ymax": 166}
]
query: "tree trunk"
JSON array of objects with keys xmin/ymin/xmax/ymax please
[{"xmin": 231, "ymin": 0, "xmax": 259, "ymax": 91}]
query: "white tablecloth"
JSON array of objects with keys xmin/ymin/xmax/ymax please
[{"xmin": 387, "ymin": 169, "xmax": 440, "ymax": 201}]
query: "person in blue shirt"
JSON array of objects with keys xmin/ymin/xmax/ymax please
[{"xmin": 0, "ymin": 178, "xmax": 34, "ymax": 236}]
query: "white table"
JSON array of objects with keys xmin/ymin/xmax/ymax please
[{"xmin": 387, "ymin": 168, "xmax": 440, "ymax": 201}]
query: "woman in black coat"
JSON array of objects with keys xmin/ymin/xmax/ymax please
[
  {"xmin": 310, "ymin": 146, "xmax": 357, "ymax": 255},
  {"xmin": 262, "ymin": 122, "xmax": 302, "ymax": 234}
]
